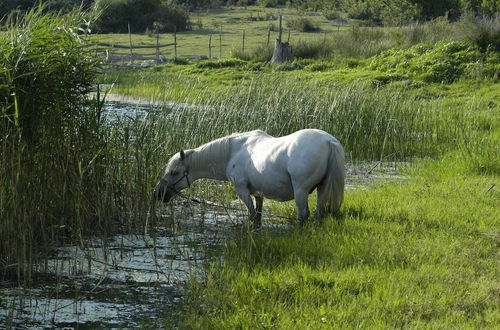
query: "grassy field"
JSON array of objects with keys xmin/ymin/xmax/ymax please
[
  {"xmin": 98, "ymin": 8, "xmax": 500, "ymax": 323},
  {"xmin": 95, "ymin": 6, "xmax": 443, "ymax": 62},
  {"xmin": 1, "ymin": 5, "xmax": 498, "ymax": 327},
  {"xmin": 184, "ymin": 159, "xmax": 499, "ymax": 328},
  {"xmin": 102, "ymin": 53, "xmax": 499, "ymax": 327},
  {"xmin": 93, "ymin": 6, "xmax": 354, "ymax": 60}
]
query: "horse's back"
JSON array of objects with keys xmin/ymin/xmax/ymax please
[{"xmin": 285, "ymin": 129, "xmax": 339, "ymax": 145}]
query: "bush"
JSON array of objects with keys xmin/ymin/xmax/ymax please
[
  {"xmin": 231, "ymin": 44, "xmax": 274, "ymax": 62},
  {"xmin": 94, "ymin": 0, "xmax": 191, "ymax": 33},
  {"xmin": 293, "ymin": 38, "xmax": 334, "ymax": 59},
  {"xmin": 0, "ymin": 5, "xmax": 99, "ymax": 141},
  {"xmin": 195, "ymin": 58, "xmax": 247, "ymax": 69},
  {"xmin": 286, "ymin": 17, "xmax": 319, "ymax": 32},
  {"xmin": 323, "ymin": 9, "xmax": 340, "ymax": 21},
  {"xmin": 369, "ymin": 41, "xmax": 499, "ymax": 83},
  {"xmin": 459, "ymin": 15, "xmax": 500, "ymax": 52}
]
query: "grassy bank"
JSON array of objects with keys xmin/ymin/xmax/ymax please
[
  {"xmin": 100, "ymin": 60, "xmax": 499, "ymax": 326},
  {"xmin": 184, "ymin": 156, "xmax": 499, "ymax": 328},
  {"xmin": 1, "ymin": 5, "xmax": 498, "ymax": 327},
  {"xmin": 93, "ymin": 18, "xmax": 499, "ymax": 327},
  {"xmin": 165, "ymin": 76, "xmax": 498, "ymax": 327}
]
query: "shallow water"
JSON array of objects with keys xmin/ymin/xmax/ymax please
[
  {"xmin": 0, "ymin": 208, "xmax": 245, "ymax": 328},
  {"xmin": 0, "ymin": 98, "xmax": 406, "ymax": 328}
]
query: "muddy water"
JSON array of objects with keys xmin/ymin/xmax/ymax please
[{"xmin": 0, "ymin": 99, "xmax": 406, "ymax": 328}]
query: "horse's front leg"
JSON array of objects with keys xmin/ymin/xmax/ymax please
[
  {"xmin": 255, "ymin": 196, "xmax": 263, "ymax": 228},
  {"xmin": 234, "ymin": 183, "xmax": 260, "ymax": 228}
]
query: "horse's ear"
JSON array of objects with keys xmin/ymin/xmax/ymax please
[{"xmin": 180, "ymin": 149, "xmax": 193, "ymax": 162}]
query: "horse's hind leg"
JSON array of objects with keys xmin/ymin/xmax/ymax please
[
  {"xmin": 293, "ymin": 187, "xmax": 310, "ymax": 223},
  {"xmin": 315, "ymin": 182, "xmax": 327, "ymax": 219}
]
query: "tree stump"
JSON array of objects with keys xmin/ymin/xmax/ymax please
[
  {"xmin": 270, "ymin": 39, "xmax": 293, "ymax": 64},
  {"xmin": 270, "ymin": 15, "xmax": 293, "ymax": 64}
]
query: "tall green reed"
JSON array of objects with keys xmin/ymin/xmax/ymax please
[
  {"xmin": 151, "ymin": 77, "xmax": 460, "ymax": 162},
  {"xmin": 0, "ymin": 6, "xmax": 166, "ymax": 282}
]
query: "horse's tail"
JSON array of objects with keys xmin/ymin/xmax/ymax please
[{"xmin": 321, "ymin": 139, "xmax": 345, "ymax": 216}]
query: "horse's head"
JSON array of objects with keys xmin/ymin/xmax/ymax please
[{"xmin": 154, "ymin": 150, "xmax": 193, "ymax": 203}]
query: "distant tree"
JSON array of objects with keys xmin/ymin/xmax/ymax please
[
  {"xmin": 94, "ymin": 0, "xmax": 191, "ymax": 33},
  {"xmin": 480, "ymin": 0, "xmax": 499, "ymax": 14},
  {"xmin": 0, "ymin": 0, "xmax": 94, "ymax": 20}
]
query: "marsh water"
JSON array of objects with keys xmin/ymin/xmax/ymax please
[{"xmin": 0, "ymin": 99, "xmax": 405, "ymax": 328}]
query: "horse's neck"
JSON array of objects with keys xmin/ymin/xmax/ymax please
[{"xmin": 189, "ymin": 137, "xmax": 233, "ymax": 181}]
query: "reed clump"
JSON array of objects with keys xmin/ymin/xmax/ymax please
[
  {"xmin": 150, "ymin": 77, "xmax": 460, "ymax": 162},
  {"xmin": 0, "ymin": 6, "xmax": 163, "ymax": 282}
]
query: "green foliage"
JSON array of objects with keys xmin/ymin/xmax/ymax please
[
  {"xmin": 257, "ymin": 0, "xmax": 280, "ymax": 8},
  {"xmin": 195, "ymin": 58, "xmax": 247, "ymax": 68},
  {"xmin": 292, "ymin": 38, "xmax": 334, "ymax": 58},
  {"xmin": 459, "ymin": 14, "xmax": 500, "ymax": 52},
  {"xmin": 0, "ymin": 5, "xmax": 99, "ymax": 140},
  {"xmin": 184, "ymin": 160, "xmax": 499, "ymax": 328},
  {"xmin": 93, "ymin": 0, "xmax": 190, "ymax": 33},
  {"xmin": 322, "ymin": 8, "xmax": 340, "ymax": 20},
  {"xmin": 0, "ymin": 0, "xmax": 95, "ymax": 18},
  {"xmin": 0, "ymin": 5, "xmax": 101, "ymax": 280},
  {"xmin": 231, "ymin": 44, "xmax": 274, "ymax": 62},
  {"xmin": 370, "ymin": 41, "xmax": 499, "ymax": 83},
  {"xmin": 0, "ymin": 5, "xmax": 165, "ymax": 282},
  {"xmin": 285, "ymin": 16, "xmax": 319, "ymax": 32}
]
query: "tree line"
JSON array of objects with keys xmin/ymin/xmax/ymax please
[{"xmin": 1, "ymin": 0, "xmax": 498, "ymax": 33}]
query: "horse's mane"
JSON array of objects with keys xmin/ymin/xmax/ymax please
[
  {"xmin": 190, "ymin": 132, "xmax": 242, "ymax": 169},
  {"xmin": 190, "ymin": 130, "xmax": 268, "ymax": 171}
]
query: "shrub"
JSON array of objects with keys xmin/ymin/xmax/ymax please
[
  {"xmin": 323, "ymin": 9, "xmax": 340, "ymax": 21},
  {"xmin": 94, "ymin": 0, "xmax": 191, "ymax": 33},
  {"xmin": 195, "ymin": 58, "xmax": 247, "ymax": 69},
  {"xmin": 458, "ymin": 15, "xmax": 500, "ymax": 52},
  {"xmin": 286, "ymin": 17, "xmax": 319, "ymax": 32},
  {"xmin": 369, "ymin": 41, "xmax": 498, "ymax": 83},
  {"xmin": 0, "ymin": 5, "xmax": 99, "ymax": 141},
  {"xmin": 231, "ymin": 44, "xmax": 274, "ymax": 62}
]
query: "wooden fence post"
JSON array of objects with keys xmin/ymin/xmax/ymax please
[
  {"xmin": 209, "ymin": 34, "xmax": 212, "ymax": 59},
  {"xmin": 278, "ymin": 15, "xmax": 282, "ymax": 43},
  {"xmin": 156, "ymin": 29, "xmax": 160, "ymax": 63},
  {"xmin": 267, "ymin": 27, "xmax": 271, "ymax": 46},
  {"xmin": 174, "ymin": 26, "xmax": 177, "ymax": 58},
  {"xmin": 128, "ymin": 22, "xmax": 133, "ymax": 64},
  {"xmin": 219, "ymin": 26, "xmax": 222, "ymax": 58},
  {"xmin": 242, "ymin": 30, "xmax": 245, "ymax": 53}
]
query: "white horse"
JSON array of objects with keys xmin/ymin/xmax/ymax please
[{"xmin": 154, "ymin": 129, "xmax": 345, "ymax": 227}]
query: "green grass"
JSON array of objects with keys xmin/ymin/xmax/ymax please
[
  {"xmin": 99, "ymin": 55, "xmax": 499, "ymax": 327},
  {"xmin": 183, "ymin": 155, "xmax": 499, "ymax": 328},
  {"xmin": 93, "ymin": 20, "xmax": 498, "ymax": 326},
  {"xmin": 1, "ymin": 6, "xmax": 498, "ymax": 327},
  {"xmin": 93, "ymin": 6, "xmax": 347, "ymax": 60},
  {"xmin": 94, "ymin": 7, "xmax": 480, "ymax": 63}
]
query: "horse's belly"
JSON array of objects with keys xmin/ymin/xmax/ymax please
[{"xmin": 250, "ymin": 177, "xmax": 294, "ymax": 201}]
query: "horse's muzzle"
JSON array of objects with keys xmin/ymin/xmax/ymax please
[{"xmin": 153, "ymin": 185, "xmax": 173, "ymax": 203}]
